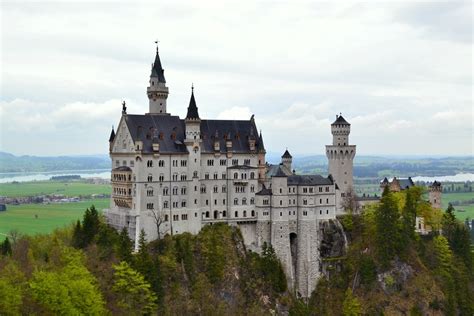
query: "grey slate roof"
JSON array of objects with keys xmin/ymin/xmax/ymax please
[
  {"xmin": 150, "ymin": 49, "xmax": 166, "ymax": 83},
  {"xmin": 431, "ymin": 180, "xmax": 441, "ymax": 187},
  {"xmin": 287, "ymin": 174, "xmax": 334, "ymax": 186},
  {"xmin": 109, "ymin": 127, "xmax": 115, "ymax": 142},
  {"xmin": 256, "ymin": 185, "xmax": 272, "ymax": 196},
  {"xmin": 114, "ymin": 166, "xmax": 132, "ymax": 172},
  {"xmin": 332, "ymin": 115, "xmax": 350, "ymax": 125},
  {"xmin": 123, "ymin": 114, "xmax": 263, "ymax": 154},
  {"xmin": 398, "ymin": 177, "xmax": 415, "ymax": 190},
  {"xmin": 266, "ymin": 164, "xmax": 292, "ymax": 177},
  {"xmin": 282, "ymin": 149, "xmax": 292, "ymax": 158},
  {"xmin": 186, "ymin": 90, "xmax": 200, "ymax": 120}
]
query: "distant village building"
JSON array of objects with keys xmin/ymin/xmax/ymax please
[
  {"xmin": 104, "ymin": 46, "xmax": 356, "ymax": 298},
  {"xmin": 0, "ymin": 204, "xmax": 6, "ymax": 212},
  {"xmin": 380, "ymin": 176, "xmax": 415, "ymax": 192}
]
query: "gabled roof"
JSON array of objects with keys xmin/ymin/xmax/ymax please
[
  {"xmin": 256, "ymin": 185, "xmax": 272, "ymax": 196},
  {"xmin": 431, "ymin": 180, "xmax": 442, "ymax": 187},
  {"xmin": 399, "ymin": 177, "xmax": 415, "ymax": 190},
  {"xmin": 282, "ymin": 149, "xmax": 292, "ymax": 159},
  {"xmin": 258, "ymin": 131, "xmax": 265, "ymax": 152},
  {"xmin": 186, "ymin": 89, "xmax": 200, "ymax": 120},
  {"xmin": 150, "ymin": 48, "xmax": 166, "ymax": 83},
  {"xmin": 287, "ymin": 174, "xmax": 333, "ymax": 186},
  {"xmin": 266, "ymin": 164, "xmax": 292, "ymax": 177},
  {"xmin": 331, "ymin": 115, "xmax": 350, "ymax": 125}
]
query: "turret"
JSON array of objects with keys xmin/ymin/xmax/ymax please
[
  {"xmin": 185, "ymin": 85, "xmax": 201, "ymax": 141},
  {"xmin": 331, "ymin": 114, "xmax": 351, "ymax": 146},
  {"xmin": 281, "ymin": 149, "xmax": 292, "ymax": 172},
  {"xmin": 429, "ymin": 181, "xmax": 442, "ymax": 209},
  {"xmin": 147, "ymin": 45, "xmax": 169, "ymax": 114},
  {"xmin": 325, "ymin": 113, "xmax": 356, "ymax": 214},
  {"xmin": 108, "ymin": 126, "xmax": 115, "ymax": 152}
]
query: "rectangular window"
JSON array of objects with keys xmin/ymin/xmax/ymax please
[
  {"xmin": 232, "ymin": 159, "xmax": 238, "ymax": 166},
  {"xmin": 220, "ymin": 159, "xmax": 226, "ymax": 166}
]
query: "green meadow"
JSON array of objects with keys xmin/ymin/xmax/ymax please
[
  {"xmin": 0, "ymin": 198, "xmax": 109, "ymax": 238},
  {"xmin": 442, "ymin": 192, "xmax": 474, "ymax": 221},
  {"xmin": 0, "ymin": 181, "xmax": 111, "ymax": 197}
]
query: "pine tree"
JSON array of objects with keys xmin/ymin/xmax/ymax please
[
  {"xmin": 1, "ymin": 237, "xmax": 12, "ymax": 256},
  {"xmin": 134, "ymin": 229, "xmax": 152, "ymax": 277},
  {"xmin": 342, "ymin": 288, "xmax": 362, "ymax": 316},
  {"xmin": 117, "ymin": 227, "xmax": 133, "ymax": 263},
  {"xmin": 401, "ymin": 188, "xmax": 417, "ymax": 252},
  {"xmin": 71, "ymin": 220, "xmax": 83, "ymax": 249},
  {"xmin": 375, "ymin": 186, "xmax": 401, "ymax": 268},
  {"xmin": 82, "ymin": 205, "xmax": 100, "ymax": 246}
]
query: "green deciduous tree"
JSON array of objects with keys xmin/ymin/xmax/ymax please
[
  {"xmin": 29, "ymin": 247, "xmax": 105, "ymax": 315},
  {"xmin": 112, "ymin": 261, "xmax": 157, "ymax": 315}
]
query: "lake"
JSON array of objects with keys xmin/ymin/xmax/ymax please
[
  {"xmin": 0, "ymin": 169, "xmax": 472, "ymax": 184},
  {"xmin": 0, "ymin": 170, "xmax": 111, "ymax": 183}
]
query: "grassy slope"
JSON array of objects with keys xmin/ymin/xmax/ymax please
[
  {"xmin": 0, "ymin": 181, "xmax": 111, "ymax": 197},
  {"xmin": 0, "ymin": 198, "xmax": 109, "ymax": 237}
]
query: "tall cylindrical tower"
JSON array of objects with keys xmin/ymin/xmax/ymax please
[
  {"xmin": 147, "ymin": 46, "xmax": 169, "ymax": 114},
  {"xmin": 325, "ymin": 114, "xmax": 356, "ymax": 213}
]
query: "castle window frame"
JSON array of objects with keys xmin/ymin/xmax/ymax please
[
  {"xmin": 164, "ymin": 201, "xmax": 169, "ymax": 208},
  {"xmin": 233, "ymin": 172, "xmax": 238, "ymax": 179},
  {"xmin": 147, "ymin": 175, "xmax": 153, "ymax": 182},
  {"xmin": 214, "ymin": 173, "xmax": 218, "ymax": 180},
  {"xmin": 234, "ymin": 211, "xmax": 238, "ymax": 217},
  {"xmin": 147, "ymin": 160, "xmax": 153, "ymax": 167},
  {"xmin": 220, "ymin": 159, "xmax": 226, "ymax": 166},
  {"xmin": 232, "ymin": 159, "xmax": 238, "ymax": 166},
  {"xmin": 163, "ymin": 187, "xmax": 169, "ymax": 195},
  {"xmin": 250, "ymin": 198, "xmax": 255, "ymax": 205},
  {"xmin": 234, "ymin": 198, "xmax": 239, "ymax": 205},
  {"xmin": 242, "ymin": 198, "xmax": 247, "ymax": 205},
  {"xmin": 222, "ymin": 185, "xmax": 226, "ymax": 193}
]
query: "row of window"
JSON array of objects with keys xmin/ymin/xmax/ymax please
[
  {"xmin": 113, "ymin": 187, "xmax": 131, "ymax": 196},
  {"xmin": 117, "ymin": 158, "xmax": 256, "ymax": 169},
  {"xmin": 112, "ymin": 173, "xmax": 131, "ymax": 182}
]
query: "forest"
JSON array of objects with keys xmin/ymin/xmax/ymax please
[{"xmin": 0, "ymin": 187, "xmax": 473, "ymax": 315}]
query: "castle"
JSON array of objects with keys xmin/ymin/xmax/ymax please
[{"xmin": 104, "ymin": 47, "xmax": 355, "ymax": 297}]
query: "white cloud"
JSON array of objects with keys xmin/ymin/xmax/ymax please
[{"xmin": 0, "ymin": 1, "xmax": 472, "ymax": 156}]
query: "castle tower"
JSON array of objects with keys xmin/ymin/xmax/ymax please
[
  {"xmin": 429, "ymin": 181, "xmax": 442, "ymax": 209},
  {"xmin": 281, "ymin": 149, "xmax": 293, "ymax": 172},
  {"xmin": 326, "ymin": 115, "xmax": 356, "ymax": 212},
  {"xmin": 147, "ymin": 45, "xmax": 169, "ymax": 114}
]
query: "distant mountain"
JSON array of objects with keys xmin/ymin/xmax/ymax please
[
  {"xmin": 1, "ymin": 151, "xmax": 472, "ymax": 178},
  {"xmin": 0, "ymin": 152, "xmax": 109, "ymax": 173}
]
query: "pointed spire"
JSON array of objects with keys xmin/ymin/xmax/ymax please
[
  {"xmin": 282, "ymin": 149, "xmax": 292, "ymax": 159},
  {"xmin": 150, "ymin": 42, "xmax": 166, "ymax": 83},
  {"xmin": 109, "ymin": 126, "xmax": 115, "ymax": 142},
  {"xmin": 258, "ymin": 130, "xmax": 265, "ymax": 152},
  {"xmin": 185, "ymin": 85, "xmax": 200, "ymax": 120}
]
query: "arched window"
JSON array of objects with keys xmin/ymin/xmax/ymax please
[
  {"xmin": 214, "ymin": 210, "xmax": 218, "ymax": 219},
  {"xmin": 163, "ymin": 187, "xmax": 169, "ymax": 195},
  {"xmin": 242, "ymin": 198, "xmax": 247, "ymax": 205},
  {"xmin": 234, "ymin": 198, "xmax": 238, "ymax": 205},
  {"xmin": 234, "ymin": 172, "xmax": 238, "ymax": 179},
  {"xmin": 205, "ymin": 211, "xmax": 210, "ymax": 218},
  {"xmin": 243, "ymin": 210, "xmax": 247, "ymax": 217},
  {"xmin": 222, "ymin": 211, "xmax": 227, "ymax": 217},
  {"xmin": 250, "ymin": 172, "xmax": 255, "ymax": 179},
  {"xmin": 250, "ymin": 198, "xmax": 255, "ymax": 205},
  {"xmin": 251, "ymin": 210, "xmax": 255, "ymax": 217},
  {"xmin": 147, "ymin": 175, "xmax": 153, "ymax": 182}
]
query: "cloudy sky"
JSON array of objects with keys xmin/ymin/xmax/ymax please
[{"xmin": 0, "ymin": 0, "xmax": 472, "ymax": 157}]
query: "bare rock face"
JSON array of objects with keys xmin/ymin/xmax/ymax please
[
  {"xmin": 319, "ymin": 219, "xmax": 347, "ymax": 258},
  {"xmin": 377, "ymin": 259, "xmax": 414, "ymax": 294},
  {"xmin": 319, "ymin": 219, "xmax": 348, "ymax": 278}
]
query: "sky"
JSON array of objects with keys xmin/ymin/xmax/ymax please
[{"xmin": 0, "ymin": 0, "xmax": 472, "ymax": 157}]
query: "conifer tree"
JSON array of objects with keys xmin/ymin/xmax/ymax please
[
  {"xmin": 82, "ymin": 205, "xmax": 100, "ymax": 246},
  {"xmin": 71, "ymin": 220, "xmax": 83, "ymax": 249},
  {"xmin": 342, "ymin": 288, "xmax": 362, "ymax": 316},
  {"xmin": 375, "ymin": 186, "xmax": 401, "ymax": 267},
  {"xmin": 1, "ymin": 237, "xmax": 12, "ymax": 256},
  {"xmin": 134, "ymin": 229, "xmax": 152, "ymax": 277},
  {"xmin": 117, "ymin": 227, "xmax": 133, "ymax": 263},
  {"xmin": 400, "ymin": 188, "xmax": 418, "ymax": 251}
]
